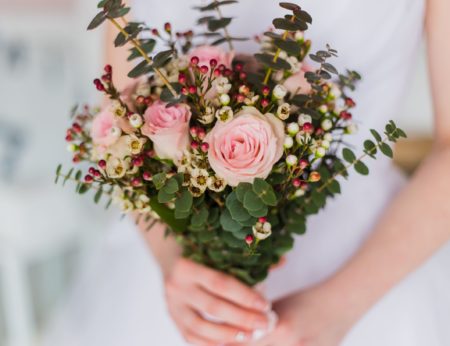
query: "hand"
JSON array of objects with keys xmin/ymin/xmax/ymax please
[
  {"xmin": 164, "ymin": 258, "xmax": 272, "ymax": 346},
  {"xmin": 227, "ymin": 287, "xmax": 352, "ymax": 346}
]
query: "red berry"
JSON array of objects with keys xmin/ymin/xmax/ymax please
[
  {"xmin": 190, "ymin": 56, "xmax": 199, "ymax": 66},
  {"xmin": 72, "ymin": 155, "xmax": 81, "ymax": 163},
  {"xmin": 200, "ymin": 65, "xmax": 209, "ymax": 74},
  {"xmin": 234, "ymin": 63, "xmax": 243, "ymax": 72},
  {"xmin": 239, "ymin": 72, "xmax": 247, "ymax": 80},
  {"xmin": 224, "ymin": 69, "xmax": 232, "ymax": 77},
  {"xmin": 262, "ymin": 86, "xmax": 270, "ymax": 96},
  {"xmin": 236, "ymin": 94, "xmax": 245, "ymax": 103},
  {"xmin": 143, "ymin": 171, "xmax": 152, "ymax": 181},
  {"xmin": 245, "ymin": 235, "xmax": 254, "ymax": 245},
  {"xmin": 213, "ymin": 69, "xmax": 221, "ymax": 77},
  {"xmin": 261, "ymin": 99, "xmax": 269, "ymax": 108},
  {"xmin": 88, "ymin": 167, "xmax": 96, "ymax": 175},
  {"xmin": 101, "ymin": 74, "xmax": 112, "ymax": 83},
  {"xmin": 72, "ymin": 122, "xmax": 82, "ymax": 133},
  {"xmin": 345, "ymin": 98, "xmax": 356, "ymax": 108},
  {"xmin": 197, "ymin": 128, "xmax": 206, "ymax": 140},
  {"xmin": 190, "ymin": 127, "xmax": 198, "ymax": 137},
  {"xmin": 302, "ymin": 122, "xmax": 314, "ymax": 134},
  {"xmin": 93, "ymin": 78, "xmax": 101, "ymax": 85},
  {"xmin": 98, "ymin": 160, "xmax": 107, "ymax": 170},
  {"xmin": 65, "ymin": 134, "xmax": 73, "ymax": 142},
  {"xmin": 132, "ymin": 157, "xmax": 144, "ymax": 167},
  {"xmin": 292, "ymin": 178, "xmax": 301, "ymax": 188},
  {"xmin": 209, "ymin": 59, "xmax": 218, "ymax": 67},
  {"xmin": 315, "ymin": 128, "xmax": 324, "ymax": 136},
  {"xmin": 178, "ymin": 73, "xmax": 187, "ymax": 84},
  {"xmin": 96, "ymin": 83, "xmax": 105, "ymax": 92},
  {"xmin": 299, "ymin": 159, "xmax": 309, "ymax": 169},
  {"xmin": 131, "ymin": 177, "xmax": 142, "ymax": 187},
  {"xmin": 84, "ymin": 175, "xmax": 94, "ymax": 183},
  {"xmin": 340, "ymin": 111, "xmax": 352, "ymax": 120},
  {"xmin": 181, "ymin": 87, "xmax": 188, "ymax": 95},
  {"xmin": 258, "ymin": 217, "xmax": 267, "ymax": 223},
  {"xmin": 93, "ymin": 170, "xmax": 102, "ymax": 178},
  {"xmin": 104, "ymin": 64, "xmax": 112, "ymax": 74},
  {"xmin": 151, "ymin": 28, "xmax": 159, "ymax": 36},
  {"xmin": 191, "ymin": 141, "xmax": 199, "ymax": 150},
  {"xmin": 188, "ymin": 85, "xmax": 197, "ymax": 94},
  {"xmin": 200, "ymin": 142, "xmax": 209, "ymax": 153},
  {"xmin": 218, "ymin": 64, "xmax": 226, "ymax": 72}
]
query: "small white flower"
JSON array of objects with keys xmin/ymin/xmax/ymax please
[
  {"xmin": 321, "ymin": 119, "xmax": 333, "ymax": 131},
  {"xmin": 207, "ymin": 176, "xmax": 227, "ymax": 192},
  {"xmin": 215, "ymin": 77, "xmax": 232, "ymax": 94},
  {"xmin": 315, "ymin": 147, "xmax": 326, "ymax": 158},
  {"xmin": 216, "ymin": 106, "xmax": 234, "ymax": 122},
  {"xmin": 298, "ymin": 114, "xmax": 312, "ymax": 126},
  {"xmin": 278, "ymin": 51, "xmax": 288, "ymax": 60},
  {"xmin": 273, "ymin": 84, "xmax": 288, "ymax": 99},
  {"xmin": 295, "ymin": 31, "xmax": 304, "ymax": 41},
  {"xmin": 284, "ymin": 136, "xmax": 294, "ymax": 149},
  {"xmin": 190, "ymin": 168, "xmax": 209, "ymax": 189},
  {"xmin": 219, "ymin": 93, "xmax": 231, "ymax": 106},
  {"xmin": 244, "ymin": 93, "xmax": 259, "ymax": 106},
  {"xmin": 120, "ymin": 199, "xmax": 134, "ymax": 213},
  {"xmin": 139, "ymin": 194, "xmax": 150, "ymax": 203},
  {"xmin": 294, "ymin": 189, "xmax": 306, "ymax": 197},
  {"xmin": 129, "ymin": 114, "xmax": 143, "ymax": 128},
  {"xmin": 198, "ymin": 107, "xmax": 215, "ymax": 125},
  {"xmin": 125, "ymin": 135, "xmax": 147, "ymax": 155},
  {"xmin": 287, "ymin": 122, "xmax": 300, "ymax": 136},
  {"xmin": 106, "ymin": 157, "xmax": 129, "ymax": 179},
  {"xmin": 287, "ymin": 56, "xmax": 300, "ymax": 73},
  {"xmin": 324, "ymin": 133, "xmax": 333, "ymax": 142},
  {"xmin": 110, "ymin": 100, "xmax": 126, "ymax": 117},
  {"xmin": 277, "ymin": 103, "xmax": 291, "ymax": 120},
  {"xmin": 67, "ymin": 144, "xmax": 77, "ymax": 152},
  {"xmin": 296, "ymin": 132, "xmax": 311, "ymax": 145},
  {"xmin": 346, "ymin": 123, "xmax": 359, "ymax": 134},
  {"xmin": 286, "ymin": 155, "xmax": 298, "ymax": 166},
  {"xmin": 252, "ymin": 222, "xmax": 272, "ymax": 240}
]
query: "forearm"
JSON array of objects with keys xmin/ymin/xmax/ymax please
[
  {"xmin": 135, "ymin": 215, "xmax": 182, "ymax": 278},
  {"xmin": 317, "ymin": 145, "xmax": 450, "ymax": 327}
]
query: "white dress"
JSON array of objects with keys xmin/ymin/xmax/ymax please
[{"xmin": 44, "ymin": 1, "xmax": 450, "ymax": 345}]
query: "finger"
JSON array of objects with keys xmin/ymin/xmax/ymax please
[
  {"xmin": 270, "ymin": 256, "xmax": 286, "ymax": 271},
  {"xmin": 183, "ymin": 330, "xmax": 216, "ymax": 346},
  {"xmin": 178, "ymin": 260, "xmax": 269, "ymax": 311},
  {"xmin": 186, "ymin": 286, "xmax": 270, "ymax": 331},
  {"xmin": 181, "ymin": 306, "xmax": 253, "ymax": 344}
]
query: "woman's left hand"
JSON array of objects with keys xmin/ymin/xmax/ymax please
[{"xmin": 227, "ymin": 287, "xmax": 353, "ymax": 346}]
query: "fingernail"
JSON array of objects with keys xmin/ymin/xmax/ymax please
[{"xmin": 235, "ymin": 331, "xmax": 251, "ymax": 342}]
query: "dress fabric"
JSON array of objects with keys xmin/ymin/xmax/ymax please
[{"xmin": 44, "ymin": 0, "xmax": 450, "ymax": 345}]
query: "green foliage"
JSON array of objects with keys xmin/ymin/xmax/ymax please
[
  {"xmin": 342, "ymin": 148, "xmax": 356, "ymax": 163},
  {"xmin": 254, "ymin": 53, "xmax": 291, "ymax": 70},
  {"xmin": 252, "ymin": 178, "xmax": 277, "ymax": 206}
]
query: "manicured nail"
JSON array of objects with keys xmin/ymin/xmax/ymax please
[{"xmin": 235, "ymin": 331, "xmax": 251, "ymax": 342}]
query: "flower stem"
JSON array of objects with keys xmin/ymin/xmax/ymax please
[
  {"xmin": 214, "ymin": 1, "xmax": 234, "ymax": 51},
  {"xmin": 108, "ymin": 17, "xmax": 178, "ymax": 97}
]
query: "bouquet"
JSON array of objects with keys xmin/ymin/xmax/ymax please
[{"xmin": 56, "ymin": 0, "xmax": 406, "ymax": 286}]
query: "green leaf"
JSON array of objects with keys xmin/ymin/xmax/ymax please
[
  {"xmin": 55, "ymin": 164, "xmax": 62, "ymax": 184},
  {"xmin": 94, "ymin": 188, "xmax": 103, "ymax": 204},
  {"xmin": 254, "ymin": 53, "xmax": 291, "ymax": 70},
  {"xmin": 243, "ymin": 190, "xmax": 265, "ymax": 211},
  {"xmin": 342, "ymin": 148, "xmax": 356, "ymax": 163},
  {"xmin": 327, "ymin": 180, "xmax": 341, "ymax": 194},
  {"xmin": 150, "ymin": 198, "xmax": 188, "ymax": 232},
  {"xmin": 252, "ymin": 178, "xmax": 277, "ymax": 206},
  {"xmin": 175, "ymin": 209, "xmax": 191, "ymax": 219},
  {"xmin": 158, "ymin": 189, "xmax": 175, "ymax": 203},
  {"xmin": 226, "ymin": 193, "xmax": 251, "ymax": 222},
  {"xmin": 195, "ymin": 0, "xmax": 238, "ymax": 11},
  {"xmin": 128, "ymin": 60, "xmax": 152, "ymax": 78},
  {"xmin": 128, "ymin": 40, "xmax": 156, "ymax": 61},
  {"xmin": 380, "ymin": 143, "xmax": 393, "ymax": 158},
  {"xmin": 108, "ymin": 7, "xmax": 130, "ymax": 18},
  {"xmin": 191, "ymin": 208, "xmax": 209, "ymax": 227},
  {"xmin": 295, "ymin": 9, "xmax": 313, "ymax": 24},
  {"xmin": 322, "ymin": 63, "xmax": 338, "ymax": 75},
  {"xmin": 235, "ymin": 183, "xmax": 252, "ymax": 203},
  {"xmin": 152, "ymin": 50, "xmax": 173, "ymax": 68},
  {"xmin": 248, "ymin": 205, "xmax": 268, "ymax": 218},
  {"xmin": 370, "ymin": 129, "xmax": 382, "ymax": 142},
  {"xmin": 87, "ymin": 12, "xmax": 107, "ymax": 30},
  {"xmin": 175, "ymin": 188, "xmax": 193, "ymax": 213},
  {"xmin": 163, "ymin": 177, "xmax": 179, "ymax": 194},
  {"xmin": 78, "ymin": 183, "xmax": 90, "ymax": 195},
  {"xmin": 273, "ymin": 38, "xmax": 302, "ymax": 56},
  {"xmin": 311, "ymin": 190, "xmax": 326, "ymax": 208},
  {"xmin": 279, "ymin": 2, "xmax": 301, "ymax": 11},
  {"xmin": 207, "ymin": 17, "xmax": 233, "ymax": 32},
  {"xmin": 354, "ymin": 160, "xmax": 369, "ymax": 175},
  {"xmin": 272, "ymin": 17, "xmax": 300, "ymax": 31},
  {"xmin": 152, "ymin": 173, "xmax": 166, "ymax": 190},
  {"xmin": 62, "ymin": 168, "xmax": 74, "ymax": 186},
  {"xmin": 220, "ymin": 209, "xmax": 242, "ymax": 232},
  {"xmin": 363, "ymin": 140, "xmax": 377, "ymax": 156}
]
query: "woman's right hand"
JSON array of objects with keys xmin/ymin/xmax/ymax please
[{"xmin": 164, "ymin": 258, "xmax": 272, "ymax": 346}]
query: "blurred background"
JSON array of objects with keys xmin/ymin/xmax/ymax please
[{"xmin": 0, "ymin": 1, "xmax": 434, "ymax": 346}]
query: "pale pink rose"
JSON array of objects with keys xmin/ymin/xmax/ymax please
[
  {"xmin": 141, "ymin": 101, "xmax": 191, "ymax": 162},
  {"xmin": 284, "ymin": 64, "xmax": 312, "ymax": 95},
  {"xmin": 189, "ymin": 45, "xmax": 234, "ymax": 68},
  {"xmin": 91, "ymin": 110, "xmax": 120, "ymax": 147},
  {"xmin": 205, "ymin": 107, "xmax": 284, "ymax": 186}
]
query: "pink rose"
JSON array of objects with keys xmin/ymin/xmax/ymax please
[
  {"xmin": 91, "ymin": 109, "xmax": 121, "ymax": 147},
  {"xmin": 284, "ymin": 64, "xmax": 312, "ymax": 95},
  {"xmin": 189, "ymin": 45, "xmax": 234, "ymax": 68},
  {"xmin": 141, "ymin": 101, "xmax": 191, "ymax": 162},
  {"xmin": 205, "ymin": 107, "xmax": 285, "ymax": 186}
]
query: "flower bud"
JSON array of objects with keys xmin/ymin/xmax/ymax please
[
  {"xmin": 286, "ymin": 155, "xmax": 298, "ymax": 166},
  {"xmin": 273, "ymin": 84, "xmax": 287, "ymax": 99},
  {"xmin": 321, "ymin": 119, "xmax": 333, "ymax": 131},
  {"xmin": 324, "ymin": 133, "xmax": 333, "ymax": 142},
  {"xmin": 219, "ymin": 93, "xmax": 230, "ymax": 106},
  {"xmin": 315, "ymin": 147, "xmax": 326, "ymax": 158},
  {"xmin": 129, "ymin": 114, "xmax": 143, "ymax": 128},
  {"xmin": 287, "ymin": 122, "xmax": 300, "ymax": 135},
  {"xmin": 299, "ymin": 159, "xmax": 309, "ymax": 169},
  {"xmin": 309, "ymin": 171, "xmax": 321, "ymax": 182},
  {"xmin": 245, "ymin": 234, "xmax": 254, "ymax": 245},
  {"xmin": 277, "ymin": 103, "xmax": 291, "ymax": 120},
  {"xmin": 346, "ymin": 123, "xmax": 358, "ymax": 134},
  {"xmin": 319, "ymin": 105, "xmax": 328, "ymax": 113},
  {"xmin": 321, "ymin": 140, "xmax": 330, "ymax": 149},
  {"xmin": 298, "ymin": 114, "xmax": 312, "ymax": 126},
  {"xmin": 283, "ymin": 136, "xmax": 294, "ymax": 149}
]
